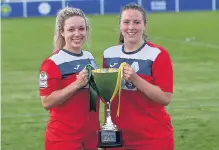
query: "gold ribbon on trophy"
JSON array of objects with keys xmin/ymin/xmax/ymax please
[{"xmin": 109, "ymin": 62, "xmax": 126, "ymax": 117}]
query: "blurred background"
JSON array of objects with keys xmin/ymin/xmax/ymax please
[{"xmin": 1, "ymin": 0, "xmax": 219, "ymax": 150}]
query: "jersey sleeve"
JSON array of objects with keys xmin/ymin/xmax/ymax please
[
  {"xmin": 39, "ymin": 59, "xmax": 62, "ymax": 96},
  {"xmin": 152, "ymin": 51, "xmax": 173, "ymax": 93}
]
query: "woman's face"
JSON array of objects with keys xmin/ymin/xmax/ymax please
[
  {"xmin": 61, "ymin": 16, "xmax": 87, "ymax": 51},
  {"xmin": 120, "ymin": 9, "xmax": 146, "ymax": 44}
]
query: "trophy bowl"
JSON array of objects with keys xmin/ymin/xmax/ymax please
[
  {"xmin": 92, "ymin": 68, "xmax": 123, "ymax": 148},
  {"xmin": 92, "ymin": 68, "xmax": 118, "ymax": 101}
]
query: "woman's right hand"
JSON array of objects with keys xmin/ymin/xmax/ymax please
[{"xmin": 76, "ymin": 69, "xmax": 89, "ymax": 89}]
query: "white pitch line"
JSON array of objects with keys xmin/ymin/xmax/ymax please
[
  {"xmin": 167, "ymin": 103, "xmax": 219, "ymax": 108},
  {"xmin": 153, "ymin": 37, "xmax": 219, "ymax": 49},
  {"xmin": 2, "ymin": 113, "xmax": 219, "ymax": 120},
  {"xmin": 1, "ymin": 113, "xmax": 48, "ymax": 118},
  {"xmin": 172, "ymin": 115, "xmax": 219, "ymax": 120},
  {"xmin": 2, "ymin": 103, "xmax": 219, "ymax": 119}
]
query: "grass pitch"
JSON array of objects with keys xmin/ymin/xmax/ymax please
[{"xmin": 2, "ymin": 11, "xmax": 219, "ymax": 150}]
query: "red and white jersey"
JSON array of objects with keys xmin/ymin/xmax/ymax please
[
  {"xmin": 103, "ymin": 42, "xmax": 173, "ymax": 145},
  {"xmin": 39, "ymin": 49, "xmax": 99, "ymax": 141}
]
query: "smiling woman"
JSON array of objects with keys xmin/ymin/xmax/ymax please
[
  {"xmin": 54, "ymin": 7, "xmax": 89, "ymax": 53},
  {"xmin": 38, "ymin": 7, "xmax": 99, "ymax": 150},
  {"xmin": 61, "ymin": 16, "xmax": 87, "ymax": 53},
  {"xmin": 103, "ymin": 3, "xmax": 174, "ymax": 150}
]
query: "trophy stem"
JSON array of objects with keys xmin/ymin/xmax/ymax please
[
  {"xmin": 102, "ymin": 102, "xmax": 118, "ymax": 131},
  {"xmin": 106, "ymin": 102, "xmax": 113, "ymax": 124},
  {"xmin": 98, "ymin": 101, "xmax": 123, "ymax": 148}
]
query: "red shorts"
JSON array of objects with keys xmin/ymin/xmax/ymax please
[
  {"xmin": 45, "ymin": 133, "xmax": 98, "ymax": 150},
  {"xmin": 106, "ymin": 138, "xmax": 174, "ymax": 150}
]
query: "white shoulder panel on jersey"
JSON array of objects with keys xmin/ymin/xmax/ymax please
[
  {"xmin": 49, "ymin": 50, "xmax": 94, "ymax": 65},
  {"xmin": 137, "ymin": 44, "xmax": 161, "ymax": 61},
  {"xmin": 104, "ymin": 45, "xmax": 123, "ymax": 58},
  {"xmin": 104, "ymin": 44, "xmax": 161, "ymax": 61},
  {"xmin": 83, "ymin": 50, "xmax": 94, "ymax": 59}
]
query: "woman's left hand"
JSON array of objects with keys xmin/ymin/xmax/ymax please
[{"xmin": 123, "ymin": 64, "xmax": 138, "ymax": 82}]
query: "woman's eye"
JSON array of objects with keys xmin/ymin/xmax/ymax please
[
  {"xmin": 79, "ymin": 28, "xmax": 85, "ymax": 31},
  {"xmin": 68, "ymin": 28, "xmax": 74, "ymax": 32}
]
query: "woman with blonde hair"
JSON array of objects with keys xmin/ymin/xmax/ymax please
[{"xmin": 39, "ymin": 7, "xmax": 99, "ymax": 150}]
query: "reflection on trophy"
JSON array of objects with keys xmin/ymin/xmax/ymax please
[
  {"xmin": 98, "ymin": 101, "xmax": 122, "ymax": 148},
  {"xmin": 86, "ymin": 64, "xmax": 126, "ymax": 148}
]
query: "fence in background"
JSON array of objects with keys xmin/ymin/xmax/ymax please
[{"xmin": 1, "ymin": 0, "xmax": 218, "ymax": 18}]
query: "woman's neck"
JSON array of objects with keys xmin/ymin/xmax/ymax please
[
  {"xmin": 63, "ymin": 46, "xmax": 82, "ymax": 54},
  {"xmin": 123, "ymin": 39, "xmax": 145, "ymax": 52}
]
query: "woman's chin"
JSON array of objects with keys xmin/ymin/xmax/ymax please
[{"xmin": 71, "ymin": 43, "xmax": 83, "ymax": 49}]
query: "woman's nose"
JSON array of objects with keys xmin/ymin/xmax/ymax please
[
  {"xmin": 73, "ymin": 29, "xmax": 80, "ymax": 36},
  {"xmin": 128, "ymin": 23, "xmax": 135, "ymax": 30}
]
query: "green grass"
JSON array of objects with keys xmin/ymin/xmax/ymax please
[{"xmin": 2, "ymin": 11, "xmax": 219, "ymax": 150}]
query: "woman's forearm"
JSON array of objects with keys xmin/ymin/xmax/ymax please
[
  {"xmin": 41, "ymin": 81, "xmax": 80, "ymax": 110},
  {"xmin": 132, "ymin": 76, "xmax": 172, "ymax": 106}
]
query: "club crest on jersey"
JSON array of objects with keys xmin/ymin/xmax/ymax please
[{"xmin": 39, "ymin": 71, "xmax": 48, "ymax": 88}]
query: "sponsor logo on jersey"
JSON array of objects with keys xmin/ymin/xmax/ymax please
[
  {"xmin": 74, "ymin": 65, "xmax": 80, "ymax": 70},
  {"xmin": 110, "ymin": 63, "xmax": 118, "ymax": 68}
]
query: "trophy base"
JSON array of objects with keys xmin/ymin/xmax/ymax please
[{"xmin": 97, "ymin": 130, "xmax": 123, "ymax": 148}]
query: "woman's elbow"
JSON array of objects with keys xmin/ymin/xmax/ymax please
[
  {"xmin": 162, "ymin": 100, "xmax": 172, "ymax": 106},
  {"xmin": 41, "ymin": 101, "xmax": 51, "ymax": 110},
  {"xmin": 162, "ymin": 93, "xmax": 173, "ymax": 106},
  {"xmin": 41, "ymin": 96, "xmax": 52, "ymax": 110}
]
